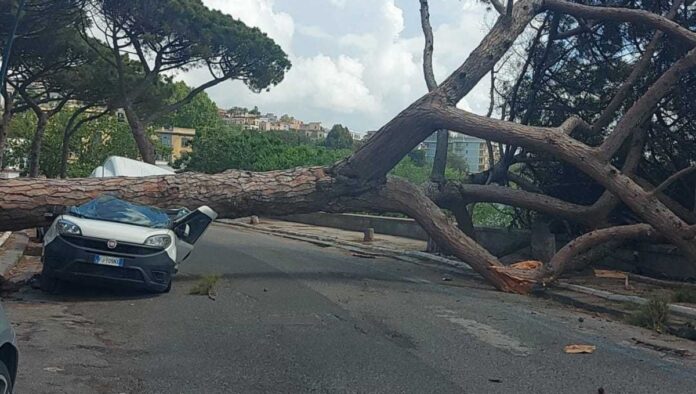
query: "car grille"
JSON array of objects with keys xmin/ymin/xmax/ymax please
[
  {"xmin": 72, "ymin": 263, "xmax": 144, "ymax": 282},
  {"xmin": 63, "ymin": 235, "xmax": 160, "ymax": 256}
]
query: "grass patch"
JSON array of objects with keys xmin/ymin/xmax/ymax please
[
  {"xmin": 627, "ymin": 297, "xmax": 670, "ymax": 333},
  {"xmin": 189, "ymin": 275, "xmax": 221, "ymax": 296},
  {"xmin": 671, "ymin": 288, "xmax": 696, "ymax": 304}
]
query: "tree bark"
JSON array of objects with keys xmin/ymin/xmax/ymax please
[
  {"xmin": 124, "ymin": 105, "xmax": 156, "ymax": 164},
  {"xmin": 419, "ymin": 0, "xmax": 449, "ymax": 184},
  {"xmin": 430, "ymin": 130, "xmax": 449, "ymax": 183},
  {"xmin": 27, "ymin": 112, "xmax": 48, "ymax": 178},
  {"xmin": 545, "ymin": 224, "xmax": 657, "ymax": 283},
  {"xmin": 543, "ymin": 0, "xmax": 696, "ymax": 47},
  {"xmin": 0, "ymin": 92, "xmax": 13, "ymax": 169}
]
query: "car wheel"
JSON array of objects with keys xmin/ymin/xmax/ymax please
[
  {"xmin": 40, "ymin": 273, "xmax": 61, "ymax": 294},
  {"xmin": 0, "ymin": 360, "xmax": 13, "ymax": 394}
]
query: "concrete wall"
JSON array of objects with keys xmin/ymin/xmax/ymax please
[
  {"xmin": 277, "ymin": 213, "xmax": 530, "ymax": 257},
  {"xmin": 277, "ymin": 213, "xmax": 696, "ymax": 279}
]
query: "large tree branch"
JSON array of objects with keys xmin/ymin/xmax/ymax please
[
  {"xmin": 144, "ymin": 76, "xmax": 226, "ymax": 124},
  {"xmin": 436, "ymin": 105, "xmax": 696, "ymax": 262},
  {"xmin": 544, "ymin": 0, "xmax": 696, "ymax": 47},
  {"xmin": 591, "ymin": 0, "xmax": 685, "ymax": 134},
  {"xmin": 598, "ymin": 46, "xmax": 696, "ymax": 161},
  {"xmin": 434, "ymin": 182, "xmax": 599, "ymax": 227},
  {"xmin": 419, "ymin": 0, "xmax": 449, "ymax": 183},
  {"xmin": 545, "ymin": 224, "xmax": 658, "ymax": 282},
  {"xmin": 419, "ymin": 0, "xmax": 437, "ymax": 92},
  {"xmin": 489, "ymin": 0, "xmax": 506, "ymax": 15},
  {"xmin": 653, "ymin": 166, "xmax": 696, "ymax": 195}
]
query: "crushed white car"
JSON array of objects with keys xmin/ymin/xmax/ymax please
[
  {"xmin": 40, "ymin": 156, "xmax": 217, "ymax": 293},
  {"xmin": 41, "ymin": 196, "xmax": 217, "ymax": 293}
]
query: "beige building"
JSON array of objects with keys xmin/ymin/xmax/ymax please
[{"xmin": 156, "ymin": 127, "xmax": 196, "ymax": 162}]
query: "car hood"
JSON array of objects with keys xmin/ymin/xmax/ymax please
[{"xmin": 58, "ymin": 215, "xmax": 172, "ymax": 244}]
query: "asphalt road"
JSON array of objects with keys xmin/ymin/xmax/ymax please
[{"xmin": 5, "ymin": 223, "xmax": 696, "ymax": 393}]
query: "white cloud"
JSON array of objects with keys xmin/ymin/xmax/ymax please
[
  {"xmin": 191, "ymin": 0, "xmax": 495, "ymax": 132},
  {"xmin": 203, "ymin": 0, "xmax": 294, "ymax": 50},
  {"xmin": 328, "ymin": 0, "xmax": 347, "ymax": 8}
]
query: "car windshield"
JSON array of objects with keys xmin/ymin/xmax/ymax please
[{"xmin": 68, "ymin": 195, "xmax": 173, "ymax": 229}]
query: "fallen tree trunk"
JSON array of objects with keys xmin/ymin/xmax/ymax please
[{"xmin": 0, "ymin": 167, "xmax": 346, "ymax": 231}]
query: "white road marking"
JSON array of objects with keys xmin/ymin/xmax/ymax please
[{"xmin": 434, "ymin": 308, "xmax": 531, "ymax": 356}]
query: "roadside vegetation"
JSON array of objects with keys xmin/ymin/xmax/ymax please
[
  {"xmin": 189, "ymin": 275, "xmax": 221, "ymax": 297},
  {"xmin": 628, "ymin": 297, "xmax": 670, "ymax": 333}
]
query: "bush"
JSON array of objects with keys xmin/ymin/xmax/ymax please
[
  {"xmin": 628, "ymin": 297, "xmax": 670, "ymax": 333},
  {"xmin": 181, "ymin": 130, "xmax": 351, "ymax": 173}
]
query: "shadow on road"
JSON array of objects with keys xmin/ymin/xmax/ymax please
[{"xmin": 8, "ymin": 279, "xmax": 160, "ymax": 303}]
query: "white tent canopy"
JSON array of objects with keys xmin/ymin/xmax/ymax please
[{"xmin": 89, "ymin": 156, "xmax": 175, "ymax": 178}]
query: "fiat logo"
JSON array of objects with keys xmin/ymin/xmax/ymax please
[{"xmin": 107, "ymin": 240, "xmax": 118, "ymax": 249}]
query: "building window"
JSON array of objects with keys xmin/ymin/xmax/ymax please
[
  {"xmin": 159, "ymin": 134, "xmax": 172, "ymax": 147},
  {"xmin": 182, "ymin": 137, "xmax": 194, "ymax": 147}
]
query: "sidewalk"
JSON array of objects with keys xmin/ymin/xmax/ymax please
[{"xmin": 247, "ymin": 218, "xmax": 427, "ymax": 252}]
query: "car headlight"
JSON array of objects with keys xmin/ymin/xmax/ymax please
[
  {"xmin": 57, "ymin": 219, "xmax": 81, "ymax": 236},
  {"xmin": 144, "ymin": 235, "xmax": 172, "ymax": 249}
]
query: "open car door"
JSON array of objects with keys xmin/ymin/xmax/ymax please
[{"xmin": 172, "ymin": 206, "xmax": 218, "ymax": 263}]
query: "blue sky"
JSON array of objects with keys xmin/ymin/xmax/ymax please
[{"xmin": 183, "ymin": 0, "xmax": 498, "ymax": 134}]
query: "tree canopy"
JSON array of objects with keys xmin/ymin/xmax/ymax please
[
  {"xmin": 179, "ymin": 128, "xmax": 351, "ymax": 174},
  {"xmin": 325, "ymin": 124, "xmax": 353, "ymax": 150},
  {"xmin": 86, "ymin": 0, "xmax": 292, "ymax": 162}
]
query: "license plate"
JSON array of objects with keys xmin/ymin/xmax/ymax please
[{"xmin": 93, "ymin": 255, "xmax": 124, "ymax": 267}]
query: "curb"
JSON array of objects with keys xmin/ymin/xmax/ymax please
[
  {"xmin": 218, "ymin": 220, "xmax": 474, "ymax": 273},
  {"xmin": 0, "ymin": 232, "xmax": 29, "ymax": 280},
  {"xmin": 0, "ymin": 232, "xmax": 11, "ymax": 249},
  {"xmin": 555, "ymin": 282, "xmax": 696, "ymax": 320}
]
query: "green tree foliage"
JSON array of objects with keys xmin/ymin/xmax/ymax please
[
  {"xmin": 154, "ymin": 82, "xmax": 221, "ymax": 133},
  {"xmin": 471, "ymin": 204, "xmax": 514, "ymax": 228},
  {"xmin": 180, "ymin": 129, "xmax": 351, "ymax": 174},
  {"xmin": 498, "ymin": 0, "xmax": 696, "ymax": 217},
  {"xmin": 6, "ymin": 109, "xmax": 169, "ymax": 177},
  {"xmin": 407, "ymin": 149, "xmax": 426, "ymax": 167},
  {"xmin": 325, "ymin": 124, "xmax": 353, "ymax": 150},
  {"xmin": 89, "ymin": 0, "xmax": 292, "ymax": 162},
  {"xmin": 390, "ymin": 156, "xmax": 467, "ymax": 185}
]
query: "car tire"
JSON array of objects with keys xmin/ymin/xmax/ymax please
[
  {"xmin": 40, "ymin": 273, "xmax": 61, "ymax": 294},
  {"xmin": 0, "ymin": 360, "xmax": 13, "ymax": 394}
]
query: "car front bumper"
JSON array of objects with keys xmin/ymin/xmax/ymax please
[{"xmin": 43, "ymin": 235, "xmax": 174, "ymax": 292}]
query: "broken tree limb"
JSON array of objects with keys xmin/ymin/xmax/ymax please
[
  {"xmin": 336, "ymin": 178, "xmax": 539, "ymax": 294},
  {"xmin": 545, "ymin": 224, "xmax": 658, "ymax": 283},
  {"xmin": 652, "ymin": 166, "xmax": 696, "ymax": 195}
]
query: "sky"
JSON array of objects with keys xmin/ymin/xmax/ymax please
[{"xmin": 182, "ymin": 0, "xmax": 499, "ymax": 135}]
